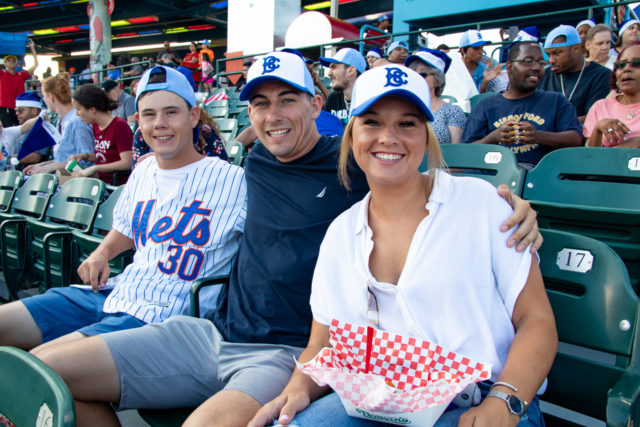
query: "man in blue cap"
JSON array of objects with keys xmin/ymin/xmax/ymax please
[
  {"xmin": 540, "ymin": 24, "xmax": 611, "ymax": 123},
  {"xmin": 319, "ymin": 47, "xmax": 366, "ymax": 125},
  {"xmin": 387, "ymin": 40, "xmax": 409, "ymax": 64},
  {"xmin": 0, "ymin": 91, "xmax": 50, "ymax": 167}
]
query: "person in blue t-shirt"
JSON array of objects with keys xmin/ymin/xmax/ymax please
[
  {"xmin": 33, "ymin": 52, "xmax": 545, "ymax": 427},
  {"xmin": 462, "ymin": 42, "xmax": 583, "ymax": 168}
]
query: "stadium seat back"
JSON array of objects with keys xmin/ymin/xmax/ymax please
[
  {"xmin": 468, "ymin": 92, "xmax": 497, "ymax": 111},
  {"xmin": 205, "ymin": 99, "xmax": 229, "ymax": 119},
  {"xmin": 0, "ymin": 346, "xmax": 75, "ymax": 427},
  {"xmin": 538, "ymin": 229, "xmax": 640, "ymax": 423},
  {"xmin": 216, "ymin": 118, "xmax": 238, "ymax": 146},
  {"xmin": 26, "ymin": 178, "xmax": 105, "ymax": 291},
  {"xmin": 8, "ymin": 173, "xmax": 58, "ymax": 219},
  {"xmin": 0, "ymin": 170, "xmax": 23, "ymax": 212},
  {"xmin": 420, "ymin": 143, "xmax": 524, "ymax": 192},
  {"xmin": 235, "ymin": 108, "xmax": 251, "ymax": 130},
  {"xmin": 229, "ymin": 99, "xmax": 249, "ymax": 117},
  {"xmin": 227, "ymin": 141, "xmax": 245, "ymax": 166},
  {"xmin": 523, "ymin": 147, "xmax": 640, "ymax": 292}
]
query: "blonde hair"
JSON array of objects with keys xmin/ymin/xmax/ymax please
[
  {"xmin": 338, "ymin": 116, "xmax": 444, "ymax": 190},
  {"xmin": 42, "ymin": 74, "xmax": 72, "ymax": 104}
]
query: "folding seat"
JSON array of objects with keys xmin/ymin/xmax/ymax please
[
  {"xmin": 227, "ymin": 141, "xmax": 246, "ymax": 167},
  {"xmin": 215, "ymin": 117, "xmax": 239, "ymax": 147},
  {"xmin": 0, "ymin": 173, "xmax": 58, "ymax": 301},
  {"xmin": 204, "ymin": 99, "xmax": 229, "ymax": 119},
  {"xmin": 0, "ymin": 346, "xmax": 75, "ymax": 427},
  {"xmin": 538, "ymin": 229, "xmax": 639, "ymax": 426},
  {"xmin": 0, "ymin": 170, "xmax": 23, "ymax": 212},
  {"xmin": 1, "ymin": 177, "xmax": 104, "ymax": 297},
  {"xmin": 523, "ymin": 147, "xmax": 640, "ymax": 292}
]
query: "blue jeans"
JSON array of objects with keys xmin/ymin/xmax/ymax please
[{"xmin": 290, "ymin": 384, "xmax": 544, "ymax": 427}]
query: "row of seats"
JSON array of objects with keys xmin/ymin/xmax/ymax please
[{"xmin": 0, "ymin": 174, "xmax": 132, "ymax": 302}]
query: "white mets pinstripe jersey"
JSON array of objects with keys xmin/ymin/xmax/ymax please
[{"xmin": 101, "ymin": 156, "xmax": 246, "ymax": 324}]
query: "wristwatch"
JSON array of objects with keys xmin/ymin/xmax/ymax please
[{"xmin": 487, "ymin": 390, "xmax": 527, "ymax": 416}]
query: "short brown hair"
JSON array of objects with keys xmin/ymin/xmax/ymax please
[{"xmin": 42, "ymin": 74, "xmax": 72, "ymax": 104}]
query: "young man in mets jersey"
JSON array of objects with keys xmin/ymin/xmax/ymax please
[{"xmin": 0, "ymin": 66, "xmax": 246, "ymax": 357}]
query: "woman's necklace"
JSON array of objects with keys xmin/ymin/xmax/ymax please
[
  {"xmin": 560, "ymin": 60, "xmax": 586, "ymax": 102},
  {"xmin": 619, "ymin": 94, "xmax": 639, "ymax": 119}
]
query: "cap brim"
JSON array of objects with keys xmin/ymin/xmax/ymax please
[
  {"xmin": 319, "ymin": 57, "xmax": 342, "ymax": 68},
  {"xmin": 463, "ymin": 41, "xmax": 490, "ymax": 47},
  {"xmin": 239, "ymin": 75, "xmax": 314, "ymax": 101},
  {"xmin": 351, "ymin": 89, "xmax": 434, "ymax": 122}
]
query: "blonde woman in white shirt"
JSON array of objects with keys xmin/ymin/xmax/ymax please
[{"xmin": 249, "ymin": 65, "xmax": 557, "ymax": 427}]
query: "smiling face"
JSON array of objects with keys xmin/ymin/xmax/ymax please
[
  {"xmin": 3, "ymin": 57, "xmax": 17, "ymax": 72},
  {"xmin": 350, "ymin": 96, "xmax": 427, "ymax": 188},
  {"xmin": 248, "ymin": 80, "xmax": 322, "ymax": 163},
  {"xmin": 615, "ymin": 44, "xmax": 640, "ymax": 96},
  {"xmin": 508, "ymin": 43, "xmax": 545, "ymax": 93},
  {"xmin": 135, "ymin": 90, "xmax": 201, "ymax": 169}
]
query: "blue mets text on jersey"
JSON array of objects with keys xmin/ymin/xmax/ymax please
[{"xmin": 132, "ymin": 199, "xmax": 212, "ymax": 281}]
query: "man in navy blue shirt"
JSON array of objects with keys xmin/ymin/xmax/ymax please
[
  {"xmin": 462, "ymin": 41, "xmax": 583, "ymax": 168},
  {"xmin": 34, "ymin": 52, "xmax": 544, "ymax": 427}
]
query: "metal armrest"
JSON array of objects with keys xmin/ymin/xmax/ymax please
[{"xmin": 190, "ymin": 276, "xmax": 230, "ymax": 318}]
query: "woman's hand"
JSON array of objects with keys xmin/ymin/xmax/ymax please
[
  {"xmin": 483, "ymin": 63, "xmax": 504, "ymax": 83},
  {"xmin": 458, "ymin": 397, "xmax": 520, "ymax": 427},
  {"xmin": 247, "ymin": 391, "xmax": 311, "ymax": 427},
  {"xmin": 73, "ymin": 165, "xmax": 97, "ymax": 177},
  {"xmin": 596, "ymin": 118, "xmax": 630, "ymax": 145},
  {"xmin": 67, "ymin": 153, "xmax": 86, "ymax": 163}
]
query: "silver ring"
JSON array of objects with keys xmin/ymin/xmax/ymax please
[{"xmin": 607, "ymin": 128, "xmax": 614, "ymax": 132}]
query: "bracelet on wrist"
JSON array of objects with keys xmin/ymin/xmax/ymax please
[{"xmin": 491, "ymin": 381, "xmax": 519, "ymax": 392}]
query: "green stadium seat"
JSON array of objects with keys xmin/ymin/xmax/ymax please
[
  {"xmin": 440, "ymin": 95, "xmax": 458, "ymax": 104},
  {"xmin": 216, "ymin": 117, "xmax": 239, "ymax": 147},
  {"xmin": 0, "ymin": 174, "xmax": 58, "ymax": 301},
  {"xmin": 0, "ymin": 170, "xmax": 23, "ymax": 212},
  {"xmin": 72, "ymin": 186, "xmax": 134, "ymax": 281},
  {"xmin": 522, "ymin": 147, "xmax": 640, "ymax": 293},
  {"xmin": 538, "ymin": 229, "xmax": 640, "ymax": 426},
  {"xmin": 235, "ymin": 108, "xmax": 251, "ymax": 130},
  {"xmin": 0, "ymin": 346, "xmax": 75, "ymax": 427},
  {"xmin": 205, "ymin": 99, "xmax": 229, "ymax": 119},
  {"xmin": 469, "ymin": 92, "xmax": 497, "ymax": 111},
  {"xmin": 227, "ymin": 141, "xmax": 246, "ymax": 167},
  {"xmin": 1, "ymin": 178, "xmax": 104, "ymax": 296},
  {"xmin": 419, "ymin": 143, "xmax": 524, "ymax": 193},
  {"xmin": 229, "ymin": 99, "xmax": 249, "ymax": 117}
]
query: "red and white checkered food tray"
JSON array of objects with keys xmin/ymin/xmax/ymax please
[{"xmin": 297, "ymin": 320, "xmax": 492, "ymax": 425}]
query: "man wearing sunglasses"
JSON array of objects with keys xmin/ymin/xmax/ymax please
[
  {"xmin": 462, "ymin": 41, "xmax": 583, "ymax": 169},
  {"xmin": 540, "ymin": 25, "xmax": 611, "ymax": 123}
]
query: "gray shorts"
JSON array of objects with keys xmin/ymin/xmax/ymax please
[{"xmin": 102, "ymin": 315, "xmax": 304, "ymax": 410}]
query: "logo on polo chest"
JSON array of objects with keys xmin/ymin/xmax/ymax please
[
  {"xmin": 384, "ymin": 68, "xmax": 408, "ymax": 87},
  {"xmin": 262, "ymin": 56, "xmax": 280, "ymax": 74}
]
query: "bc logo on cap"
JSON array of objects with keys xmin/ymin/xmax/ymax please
[
  {"xmin": 384, "ymin": 68, "xmax": 408, "ymax": 87},
  {"xmin": 262, "ymin": 56, "xmax": 281, "ymax": 74}
]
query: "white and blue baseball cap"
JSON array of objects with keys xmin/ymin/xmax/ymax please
[
  {"xmin": 619, "ymin": 19, "xmax": 640, "ymax": 37},
  {"xmin": 405, "ymin": 48, "xmax": 452, "ymax": 73},
  {"xmin": 366, "ymin": 48, "xmax": 382, "ymax": 59},
  {"xmin": 15, "ymin": 92, "xmax": 43, "ymax": 109},
  {"xmin": 387, "ymin": 41, "xmax": 409, "ymax": 55},
  {"xmin": 135, "ymin": 65, "xmax": 196, "ymax": 111},
  {"xmin": 239, "ymin": 51, "xmax": 315, "ymax": 101},
  {"xmin": 576, "ymin": 19, "xmax": 596, "ymax": 29},
  {"xmin": 319, "ymin": 48, "xmax": 366, "ymax": 74},
  {"xmin": 544, "ymin": 25, "xmax": 582, "ymax": 49},
  {"xmin": 350, "ymin": 64, "xmax": 433, "ymax": 121},
  {"xmin": 460, "ymin": 30, "xmax": 490, "ymax": 47}
]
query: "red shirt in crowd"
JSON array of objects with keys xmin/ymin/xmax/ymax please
[
  {"xmin": 0, "ymin": 69, "xmax": 31, "ymax": 108},
  {"xmin": 92, "ymin": 116, "xmax": 133, "ymax": 185}
]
